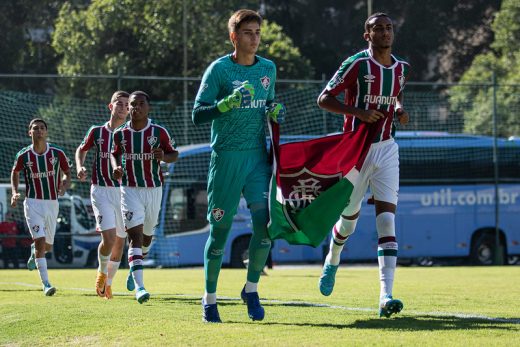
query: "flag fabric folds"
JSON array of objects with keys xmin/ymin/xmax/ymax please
[{"xmin": 267, "ymin": 120, "xmax": 381, "ymax": 247}]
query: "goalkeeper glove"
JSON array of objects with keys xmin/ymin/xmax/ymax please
[
  {"xmin": 217, "ymin": 81, "xmax": 255, "ymax": 113},
  {"xmin": 266, "ymin": 103, "xmax": 286, "ymax": 124}
]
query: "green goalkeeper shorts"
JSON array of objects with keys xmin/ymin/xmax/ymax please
[{"xmin": 207, "ymin": 148, "xmax": 270, "ymax": 225}]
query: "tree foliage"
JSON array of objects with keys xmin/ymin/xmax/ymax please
[{"xmin": 449, "ymin": 0, "xmax": 520, "ymax": 137}]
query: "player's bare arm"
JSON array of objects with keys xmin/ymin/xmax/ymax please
[
  {"xmin": 317, "ymin": 90, "xmax": 384, "ymax": 123},
  {"xmin": 396, "ymin": 92, "xmax": 409, "ymax": 125},
  {"xmin": 152, "ymin": 148, "xmax": 179, "ymax": 163},
  {"xmin": 10, "ymin": 169, "xmax": 21, "ymax": 207},
  {"xmin": 75, "ymin": 146, "xmax": 88, "ymax": 182},
  {"xmin": 58, "ymin": 170, "xmax": 71, "ymax": 196},
  {"xmin": 110, "ymin": 153, "xmax": 124, "ymax": 180}
]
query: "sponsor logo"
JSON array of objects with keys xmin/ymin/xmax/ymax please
[
  {"xmin": 328, "ymin": 74, "xmax": 344, "ymax": 89},
  {"xmin": 25, "ymin": 161, "xmax": 33, "ymax": 168},
  {"xmin": 32, "ymin": 225, "xmax": 40, "ymax": 233},
  {"xmin": 30, "ymin": 171, "xmax": 54, "ymax": 179},
  {"xmin": 211, "ymin": 208, "xmax": 225, "ymax": 222},
  {"xmin": 124, "ymin": 211, "xmax": 133, "ymax": 221},
  {"xmin": 364, "ymin": 74, "xmax": 376, "ymax": 83},
  {"xmin": 210, "ymin": 248, "xmax": 224, "ymax": 256},
  {"xmin": 97, "ymin": 215, "xmax": 103, "ymax": 225},
  {"xmin": 99, "ymin": 152, "xmax": 111, "ymax": 159},
  {"xmin": 147, "ymin": 135, "xmax": 157, "ymax": 147},
  {"xmin": 96, "ymin": 138, "xmax": 105, "ymax": 145},
  {"xmin": 260, "ymin": 76, "xmax": 271, "ymax": 90},
  {"xmin": 123, "ymin": 153, "xmax": 154, "ymax": 160},
  {"xmin": 363, "ymin": 94, "xmax": 398, "ymax": 106}
]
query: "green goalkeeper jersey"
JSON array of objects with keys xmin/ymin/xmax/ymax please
[{"xmin": 194, "ymin": 54, "xmax": 276, "ymax": 151}]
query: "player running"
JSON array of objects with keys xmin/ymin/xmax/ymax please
[
  {"xmin": 317, "ymin": 12, "xmax": 410, "ymax": 318},
  {"xmin": 111, "ymin": 91, "xmax": 178, "ymax": 304},
  {"xmin": 192, "ymin": 9, "xmax": 286, "ymax": 323},
  {"xmin": 11, "ymin": 118, "xmax": 72, "ymax": 296},
  {"xmin": 75, "ymin": 91, "xmax": 129, "ymax": 299}
]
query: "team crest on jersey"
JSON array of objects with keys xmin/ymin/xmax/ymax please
[
  {"xmin": 260, "ymin": 76, "xmax": 270, "ymax": 90},
  {"xmin": 147, "ymin": 136, "xmax": 157, "ymax": 147},
  {"xmin": 97, "ymin": 215, "xmax": 103, "ymax": 225},
  {"xmin": 49, "ymin": 157, "xmax": 58, "ymax": 166},
  {"xmin": 96, "ymin": 138, "xmax": 105, "ymax": 145},
  {"xmin": 328, "ymin": 74, "xmax": 344, "ymax": 89},
  {"xmin": 32, "ymin": 225, "xmax": 40, "ymax": 233},
  {"xmin": 211, "ymin": 208, "xmax": 225, "ymax": 222},
  {"xmin": 124, "ymin": 211, "xmax": 133, "ymax": 221},
  {"xmin": 364, "ymin": 74, "xmax": 376, "ymax": 83}
]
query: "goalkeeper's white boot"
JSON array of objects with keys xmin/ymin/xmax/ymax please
[
  {"xmin": 379, "ymin": 294, "xmax": 403, "ymax": 318},
  {"xmin": 319, "ymin": 263, "xmax": 338, "ymax": 296}
]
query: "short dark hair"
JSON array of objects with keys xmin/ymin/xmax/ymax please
[
  {"xmin": 365, "ymin": 12, "xmax": 391, "ymax": 32},
  {"xmin": 228, "ymin": 9, "xmax": 262, "ymax": 33},
  {"xmin": 28, "ymin": 118, "xmax": 47, "ymax": 130},
  {"xmin": 110, "ymin": 90, "xmax": 129, "ymax": 103},
  {"xmin": 130, "ymin": 91, "xmax": 150, "ymax": 103}
]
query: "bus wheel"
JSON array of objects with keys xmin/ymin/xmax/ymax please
[
  {"xmin": 470, "ymin": 233, "xmax": 504, "ymax": 265},
  {"xmin": 230, "ymin": 236, "xmax": 251, "ymax": 269}
]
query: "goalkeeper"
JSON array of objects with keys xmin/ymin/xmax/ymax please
[{"xmin": 192, "ymin": 9, "xmax": 286, "ymax": 324}]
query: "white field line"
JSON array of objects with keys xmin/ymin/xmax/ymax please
[{"xmin": 2, "ymin": 281, "xmax": 519, "ymax": 324}]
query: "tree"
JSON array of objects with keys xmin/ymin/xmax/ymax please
[
  {"xmin": 449, "ymin": 0, "xmax": 520, "ymax": 137},
  {"xmin": 52, "ymin": 0, "xmax": 313, "ymax": 101}
]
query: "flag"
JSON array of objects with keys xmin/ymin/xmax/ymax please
[{"xmin": 267, "ymin": 120, "xmax": 381, "ymax": 247}]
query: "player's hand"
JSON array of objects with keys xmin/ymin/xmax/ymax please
[
  {"xmin": 10, "ymin": 193, "xmax": 20, "ymax": 208},
  {"xmin": 77, "ymin": 166, "xmax": 88, "ymax": 182},
  {"xmin": 152, "ymin": 148, "xmax": 164, "ymax": 161},
  {"xmin": 217, "ymin": 81, "xmax": 255, "ymax": 113},
  {"xmin": 58, "ymin": 180, "xmax": 70, "ymax": 196},
  {"xmin": 112, "ymin": 166, "xmax": 124, "ymax": 180},
  {"xmin": 396, "ymin": 109, "xmax": 409, "ymax": 125},
  {"xmin": 357, "ymin": 109, "xmax": 385, "ymax": 123},
  {"xmin": 266, "ymin": 103, "xmax": 286, "ymax": 124}
]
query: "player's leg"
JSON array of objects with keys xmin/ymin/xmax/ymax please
[
  {"xmin": 121, "ymin": 187, "xmax": 149, "ymax": 304},
  {"xmin": 105, "ymin": 187, "xmax": 126, "ymax": 299},
  {"xmin": 202, "ymin": 151, "xmax": 243, "ymax": 323},
  {"xmin": 241, "ymin": 152, "xmax": 270, "ymax": 321},
  {"xmin": 371, "ymin": 141, "xmax": 402, "ymax": 317}
]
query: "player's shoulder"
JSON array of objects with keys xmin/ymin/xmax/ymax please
[
  {"xmin": 207, "ymin": 55, "xmax": 233, "ymax": 72},
  {"xmin": 345, "ymin": 50, "xmax": 371, "ymax": 65},
  {"xmin": 150, "ymin": 119, "xmax": 172, "ymax": 134},
  {"xmin": 256, "ymin": 55, "xmax": 276, "ymax": 68},
  {"xmin": 14, "ymin": 145, "xmax": 32, "ymax": 158},
  {"xmin": 85, "ymin": 123, "xmax": 106, "ymax": 134},
  {"xmin": 113, "ymin": 122, "xmax": 129, "ymax": 133},
  {"xmin": 392, "ymin": 53, "xmax": 410, "ymax": 66},
  {"xmin": 48, "ymin": 143, "xmax": 67, "ymax": 154}
]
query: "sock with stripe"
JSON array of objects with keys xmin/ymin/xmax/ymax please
[
  {"xmin": 106, "ymin": 260, "xmax": 121, "ymax": 286},
  {"xmin": 376, "ymin": 212, "xmax": 398, "ymax": 298},
  {"xmin": 128, "ymin": 248, "xmax": 144, "ymax": 289},
  {"xmin": 325, "ymin": 217, "xmax": 357, "ymax": 266},
  {"xmin": 36, "ymin": 257, "xmax": 49, "ymax": 284}
]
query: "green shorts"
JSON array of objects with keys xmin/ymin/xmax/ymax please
[{"xmin": 207, "ymin": 148, "xmax": 270, "ymax": 225}]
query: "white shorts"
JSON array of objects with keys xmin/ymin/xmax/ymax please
[
  {"xmin": 23, "ymin": 198, "xmax": 59, "ymax": 244},
  {"xmin": 91, "ymin": 185, "xmax": 126, "ymax": 238},
  {"xmin": 342, "ymin": 139, "xmax": 399, "ymax": 216},
  {"xmin": 121, "ymin": 186, "xmax": 162, "ymax": 236}
]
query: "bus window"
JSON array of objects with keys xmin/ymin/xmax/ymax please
[{"xmin": 164, "ymin": 185, "xmax": 208, "ymax": 235}]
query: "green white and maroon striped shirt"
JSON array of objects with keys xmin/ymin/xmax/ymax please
[
  {"xmin": 325, "ymin": 49, "xmax": 410, "ymax": 142},
  {"xmin": 112, "ymin": 119, "xmax": 176, "ymax": 188},
  {"xmin": 12, "ymin": 143, "xmax": 71, "ymax": 200}
]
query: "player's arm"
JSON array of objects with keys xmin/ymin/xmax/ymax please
[
  {"xmin": 152, "ymin": 129, "xmax": 179, "ymax": 163},
  {"xmin": 58, "ymin": 169, "xmax": 71, "ymax": 196},
  {"xmin": 10, "ymin": 169, "xmax": 21, "ymax": 208},
  {"xmin": 110, "ymin": 132, "xmax": 124, "ymax": 180},
  {"xmin": 75, "ymin": 146, "xmax": 88, "ymax": 182},
  {"xmin": 395, "ymin": 92, "xmax": 409, "ymax": 125},
  {"xmin": 317, "ymin": 90, "xmax": 384, "ymax": 124}
]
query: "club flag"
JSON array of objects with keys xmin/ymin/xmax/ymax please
[{"xmin": 267, "ymin": 119, "xmax": 381, "ymax": 247}]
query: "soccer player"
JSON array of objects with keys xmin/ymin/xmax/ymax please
[
  {"xmin": 316, "ymin": 12, "xmax": 410, "ymax": 318},
  {"xmin": 75, "ymin": 91, "xmax": 129, "ymax": 299},
  {"xmin": 192, "ymin": 9, "xmax": 286, "ymax": 323},
  {"xmin": 11, "ymin": 118, "xmax": 72, "ymax": 296},
  {"xmin": 111, "ymin": 91, "xmax": 178, "ymax": 304}
]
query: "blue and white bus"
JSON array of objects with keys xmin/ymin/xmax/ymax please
[{"xmin": 150, "ymin": 132, "xmax": 520, "ymax": 267}]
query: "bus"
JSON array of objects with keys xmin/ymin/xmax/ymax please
[{"xmin": 149, "ymin": 132, "xmax": 520, "ymax": 267}]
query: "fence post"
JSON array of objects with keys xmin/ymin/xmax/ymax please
[{"xmin": 492, "ymin": 71, "xmax": 504, "ymax": 265}]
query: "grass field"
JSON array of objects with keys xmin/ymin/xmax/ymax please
[{"xmin": 1, "ymin": 265, "xmax": 519, "ymax": 346}]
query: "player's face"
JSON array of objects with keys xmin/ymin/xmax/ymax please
[
  {"xmin": 366, "ymin": 16, "xmax": 394, "ymax": 49},
  {"xmin": 28, "ymin": 122, "xmax": 48, "ymax": 141},
  {"xmin": 129, "ymin": 94, "xmax": 149, "ymax": 122},
  {"xmin": 110, "ymin": 97, "xmax": 129, "ymax": 121},
  {"xmin": 233, "ymin": 21, "xmax": 261, "ymax": 55}
]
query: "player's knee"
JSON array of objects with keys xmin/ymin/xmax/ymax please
[
  {"xmin": 336, "ymin": 216, "xmax": 358, "ymax": 237},
  {"xmin": 206, "ymin": 246, "xmax": 225, "ymax": 260},
  {"xmin": 376, "ymin": 212, "xmax": 395, "ymax": 237}
]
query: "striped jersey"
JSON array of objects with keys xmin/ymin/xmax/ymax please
[
  {"xmin": 325, "ymin": 49, "xmax": 410, "ymax": 142},
  {"xmin": 12, "ymin": 143, "xmax": 71, "ymax": 200},
  {"xmin": 112, "ymin": 119, "xmax": 176, "ymax": 187},
  {"xmin": 194, "ymin": 54, "xmax": 276, "ymax": 151},
  {"xmin": 79, "ymin": 122, "xmax": 120, "ymax": 187}
]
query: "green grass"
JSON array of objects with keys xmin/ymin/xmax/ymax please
[{"xmin": 1, "ymin": 266, "xmax": 519, "ymax": 346}]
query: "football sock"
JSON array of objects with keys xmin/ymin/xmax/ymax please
[
  {"xmin": 106, "ymin": 260, "xmax": 121, "ymax": 286},
  {"xmin": 128, "ymin": 247, "xmax": 144, "ymax": 289},
  {"xmin": 36, "ymin": 257, "xmax": 49, "ymax": 284},
  {"xmin": 376, "ymin": 212, "xmax": 398, "ymax": 298},
  {"xmin": 98, "ymin": 252, "xmax": 110, "ymax": 275},
  {"xmin": 246, "ymin": 205, "xmax": 271, "ymax": 284},
  {"xmin": 244, "ymin": 281, "xmax": 258, "ymax": 293},
  {"xmin": 204, "ymin": 224, "xmax": 231, "ymax": 293},
  {"xmin": 326, "ymin": 217, "xmax": 357, "ymax": 266},
  {"xmin": 204, "ymin": 292, "xmax": 217, "ymax": 305},
  {"xmin": 142, "ymin": 245, "xmax": 150, "ymax": 258}
]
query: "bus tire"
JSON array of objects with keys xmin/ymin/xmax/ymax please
[
  {"xmin": 230, "ymin": 235, "xmax": 251, "ymax": 269},
  {"xmin": 470, "ymin": 233, "xmax": 505, "ymax": 265}
]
